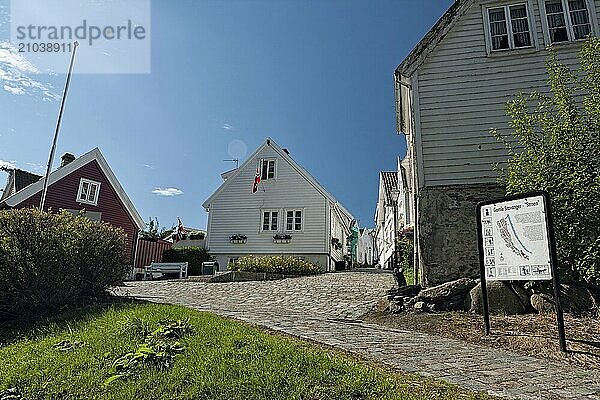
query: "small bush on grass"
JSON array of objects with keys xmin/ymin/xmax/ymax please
[
  {"xmin": 161, "ymin": 246, "xmax": 212, "ymax": 276},
  {"xmin": 0, "ymin": 208, "xmax": 128, "ymax": 321},
  {"xmin": 228, "ymin": 255, "xmax": 322, "ymax": 276}
]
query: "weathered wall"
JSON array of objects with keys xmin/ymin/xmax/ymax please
[{"xmin": 418, "ymin": 183, "xmax": 505, "ymax": 286}]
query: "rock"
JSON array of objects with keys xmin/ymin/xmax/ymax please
[
  {"xmin": 415, "ymin": 278, "xmax": 476, "ymax": 311},
  {"xmin": 387, "ymin": 302, "xmax": 403, "ymax": 314},
  {"xmin": 561, "ymin": 285, "xmax": 597, "ymax": 314},
  {"xmin": 413, "ymin": 301, "xmax": 426, "ymax": 312},
  {"xmin": 469, "ymin": 281, "xmax": 529, "ymax": 315},
  {"xmin": 392, "ymin": 296, "xmax": 404, "ymax": 306},
  {"xmin": 396, "ymin": 284, "xmax": 422, "ymax": 298},
  {"xmin": 531, "ymin": 293, "xmax": 555, "ymax": 314}
]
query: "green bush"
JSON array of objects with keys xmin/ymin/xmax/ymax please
[
  {"xmin": 228, "ymin": 255, "xmax": 322, "ymax": 276},
  {"xmin": 494, "ymin": 37, "xmax": 600, "ymax": 284},
  {"xmin": 397, "ymin": 235, "xmax": 414, "ymax": 285},
  {"xmin": 161, "ymin": 247, "xmax": 212, "ymax": 276},
  {"xmin": 0, "ymin": 208, "xmax": 128, "ymax": 321}
]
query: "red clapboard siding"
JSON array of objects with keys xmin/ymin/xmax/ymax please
[
  {"xmin": 135, "ymin": 239, "xmax": 172, "ymax": 268},
  {"xmin": 14, "ymin": 160, "xmax": 139, "ymax": 262}
]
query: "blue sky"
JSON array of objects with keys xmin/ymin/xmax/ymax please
[{"xmin": 0, "ymin": 0, "xmax": 452, "ymax": 230}]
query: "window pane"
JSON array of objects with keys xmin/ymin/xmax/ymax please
[
  {"xmin": 568, "ymin": 1, "xmax": 591, "ymax": 40},
  {"xmin": 492, "ymin": 35, "xmax": 509, "ymax": 50},
  {"xmin": 488, "ymin": 8, "xmax": 509, "ymax": 51},
  {"xmin": 261, "ymin": 160, "xmax": 268, "ymax": 180},
  {"xmin": 572, "ymin": 24, "xmax": 591, "ymax": 39},
  {"xmin": 510, "ymin": 5, "xmax": 527, "ymax": 19},
  {"xmin": 268, "ymin": 161, "xmax": 275, "ymax": 179},
  {"xmin": 80, "ymin": 182, "xmax": 89, "ymax": 200},
  {"xmin": 271, "ymin": 212, "xmax": 278, "ymax": 231},
  {"xmin": 550, "ymin": 27, "xmax": 569, "ymax": 42},
  {"xmin": 295, "ymin": 211, "xmax": 302, "ymax": 230},
  {"xmin": 89, "ymin": 184, "xmax": 97, "ymax": 202},
  {"xmin": 545, "ymin": 0, "xmax": 564, "ymax": 14},
  {"xmin": 488, "ymin": 8, "xmax": 506, "ymax": 22},
  {"xmin": 263, "ymin": 212, "xmax": 270, "ymax": 230},
  {"xmin": 287, "ymin": 211, "xmax": 293, "ymax": 230}
]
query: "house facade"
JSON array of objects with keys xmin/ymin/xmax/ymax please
[
  {"xmin": 374, "ymin": 171, "xmax": 401, "ymax": 269},
  {"xmin": 394, "ymin": 0, "xmax": 600, "ymax": 285},
  {"xmin": 0, "ymin": 149, "xmax": 144, "ymax": 262},
  {"xmin": 357, "ymin": 228, "xmax": 375, "ymax": 266},
  {"xmin": 202, "ymin": 138, "xmax": 354, "ymax": 271}
]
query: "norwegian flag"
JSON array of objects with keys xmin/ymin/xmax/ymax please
[
  {"xmin": 173, "ymin": 218, "xmax": 186, "ymax": 243},
  {"xmin": 252, "ymin": 167, "xmax": 261, "ymax": 193}
]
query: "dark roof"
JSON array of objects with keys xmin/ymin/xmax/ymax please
[
  {"xmin": 381, "ymin": 171, "xmax": 398, "ymax": 204},
  {"xmin": 1, "ymin": 169, "xmax": 42, "ymax": 202}
]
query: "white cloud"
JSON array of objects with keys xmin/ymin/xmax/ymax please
[
  {"xmin": 25, "ymin": 162, "xmax": 45, "ymax": 173},
  {"xmin": 0, "ymin": 41, "xmax": 58, "ymax": 100},
  {"xmin": 222, "ymin": 123, "xmax": 233, "ymax": 130},
  {"xmin": 143, "ymin": 164, "xmax": 154, "ymax": 169},
  {"xmin": 0, "ymin": 160, "xmax": 16, "ymax": 170},
  {"xmin": 152, "ymin": 187, "xmax": 183, "ymax": 197}
]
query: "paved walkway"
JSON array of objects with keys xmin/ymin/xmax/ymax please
[{"xmin": 114, "ymin": 270, "xmax": 600, "ymax": 399}]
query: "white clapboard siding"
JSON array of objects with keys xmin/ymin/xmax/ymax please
[
  {"xmin": 203, "ymin": 140, "xmax": 354, "ymax": 268},
  {"xmin": 415, "ymin": 0, "xmax": 598, "ymax": 186}
]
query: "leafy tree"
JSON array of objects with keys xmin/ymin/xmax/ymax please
[
  {"xmin": 494, "ymin": 37, "xmax": 600, "ymax": 284},
  {"xmin": 140, "ymin": 218, "xmax": 173, "ymax": 241}
]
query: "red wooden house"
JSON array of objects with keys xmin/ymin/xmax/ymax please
[{"xmin": 0, "ymin": 148, "xmax": 144, "ymax": 261}]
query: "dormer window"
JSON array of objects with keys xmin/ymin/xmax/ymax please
[
  {"xmin": 260, "ymin": 159, "xmax": 276, "ymax": 180},
  {"xmin": 542, "ymin": 0, "xmax": 593, "ymax": 43},
  {"xmin": 485, "ymin": 4, "xmax": 533, "ymax": 51},
  {"xmin": 77, "ymin": 178, "xmax": 100, "ymax": 206}
]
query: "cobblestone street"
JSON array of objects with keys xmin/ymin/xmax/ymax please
[{"xmin": 114, "ymin": 270, "xmax": 600, "ymax": 399}]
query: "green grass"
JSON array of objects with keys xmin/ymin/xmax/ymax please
[{"xmin": 0, "ymin": 303, "xmax": 493, "ymax": 400}]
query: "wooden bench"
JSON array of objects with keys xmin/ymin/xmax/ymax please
[{"xmin": 143, "ymin": 262, "xmax": 188, "ymax": 280}]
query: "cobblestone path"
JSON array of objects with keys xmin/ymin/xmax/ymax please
[{"xmin": 114, "ymin": 270, "xmax": 600, "ymax": 399}]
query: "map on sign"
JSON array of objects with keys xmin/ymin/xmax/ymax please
[{"xmin": 479, "ymin": 194, "xmax": 552, "ymax": 281}]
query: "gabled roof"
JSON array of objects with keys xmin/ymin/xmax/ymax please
[
  {"xmin": 395, "ymin": 0, "xmax": 472, "ymax": 77},
  {"xmin": 202, "ymin": 138, "xmax": 354, "ymax": 222},
  {"xmin": 1, "ymin": 169, "xmax": 42, "ymax": 202},
  {"xmin": 0, "ymin": 148, "xmax": 144, "ymax": 229},
  {"xmin": 380, "ymin": 171, "xmax": 398, "ymax": 204}
]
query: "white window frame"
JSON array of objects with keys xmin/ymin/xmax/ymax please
[
  {"xmin": 260, "ymin": 209, "xmax": 280, "ymax": 232},
  {"xmin": 483, "ymin": 2, "xmax": 536, "ymax": 54},
  {"xmin": 284, "ymin": 209, "xmax": 304, "ymax": 232},
  {"xmin": 538, "ymin": 0, "xmax": 598, "ymax": 45},
  {"xmin": 77, "ymin": 178, "xmax": 101, "ymax": 206},
  {"xmin": 259, "ymin": 159, "xmax": 276, "ymax": 180}
]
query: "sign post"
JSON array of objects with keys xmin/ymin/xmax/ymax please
[{"xmin": 476, "ymin": 191, "xmax": 567, "ymax": 352}]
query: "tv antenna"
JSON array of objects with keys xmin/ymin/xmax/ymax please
[{"xmin": 223, "ymin": 159, "xmax": 239, "ymax": 169}]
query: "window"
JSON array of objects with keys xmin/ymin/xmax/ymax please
[
  {"xmin": 286, "ymin": 210, "xmax": 303, "ymax": 231},
  {"xmin": 543, "ymin": 0, "xmax": 592, "ymax": 43},
  {"xmin": 486, "ymin": 4, "xmax": 533, "ymax": 51},
  {"xmin": 262, "ymin": 211, "xmax": 278, "ymax": 231},
  {"xmin": 77, "ymin": 178, "xmax": 101, "ymax": 206},
  {"xmin": 260, "ymin": 159, "xmax": 276, "ymax": 180}
]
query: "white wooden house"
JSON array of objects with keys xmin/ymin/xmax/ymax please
[
  {"xmin": 202, "ymin": 138, "xmax": 354, "ymax": 271},
  {"xmin": 394, "ymin": 0, "xmax": 600, "ymax": 285},
  {"xmin": 374, "ymin": 171, "xmax": 399, "ymax": 269},
  {"xmin": 357, "ymin": 228, "xmax": 375, "ymax": 266}
]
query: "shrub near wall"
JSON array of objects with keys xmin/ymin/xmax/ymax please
[
  {"xmin": 0, "ymin": 209, "xmax": 128, "ymax": 321},
  {"xmin": 161, "ymin": 247, "xmax": 212, "ymax": 276},
  {"xmin": 228, "ymin": 255, "xmax": 321, "ymax": 276}
]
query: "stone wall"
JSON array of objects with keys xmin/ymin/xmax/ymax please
[{"xmin": 417, "ymin": 183, "xmax": 505, "ymax": 286}]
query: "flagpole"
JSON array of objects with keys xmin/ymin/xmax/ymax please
[{"xmin": 40, "ymin": 40, "xmax": 79, "ymax": 211}]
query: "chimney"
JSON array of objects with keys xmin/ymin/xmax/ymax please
[{"xmin": 60, "ymin": 153, "xmax": 75, "ymax": 167}]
